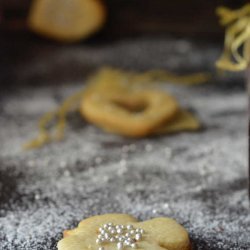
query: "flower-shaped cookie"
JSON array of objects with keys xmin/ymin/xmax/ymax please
[{"xmin": 58, "ymin": 214, "xmax": 191, "ymax": 250}]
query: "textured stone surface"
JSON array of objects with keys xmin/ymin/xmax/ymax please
[{"xmin": 0, "ymin": 37, "xmax": 249, "ymax": 250}]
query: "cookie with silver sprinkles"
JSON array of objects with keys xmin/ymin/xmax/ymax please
[{"xmin": 57, "ymin": 214, "xmax": 191, "ymax": 250}]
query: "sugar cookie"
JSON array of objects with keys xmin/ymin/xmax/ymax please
[
  {"xmin": 58, "ymin": 214, "xmax": 191, "ymax": 250},
  {"xmin": 28, "ymin": 0, "xmax": 106, "ymax": 42}
]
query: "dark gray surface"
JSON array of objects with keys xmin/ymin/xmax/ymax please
[{"xmin": 0, "ymin": 36, "xmax": 249, "ymax": 250}]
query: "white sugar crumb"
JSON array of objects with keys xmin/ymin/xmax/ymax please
[{"xmin": 0, "ymin": 39, "xmax": 249, "ymax": 250}]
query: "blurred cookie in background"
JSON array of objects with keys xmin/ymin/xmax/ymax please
[{"xmin": 28, "ymin": 0, "xmax": 107, "ymax": 42}]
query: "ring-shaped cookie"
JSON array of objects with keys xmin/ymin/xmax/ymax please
[{"xmin": 80, "ymin": 89, "xmax": 179, "ymax": 137}]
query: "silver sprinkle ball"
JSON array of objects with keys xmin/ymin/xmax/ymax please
[{"xmin": 95, "ymin": 223, "xmax": 145, "ymax": 250}]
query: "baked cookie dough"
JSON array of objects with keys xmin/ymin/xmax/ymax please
[
  {"xmin": 58, "ymin": 214, "xmax": 191, "ymax": 250},
  {"xmin": 81, "ymin": 89, "xmax": 179, "ymax": 137},
  {"xmin": 80, "ymin": 68, "xmax": 200, "ymax": 138},
  {"xmin": 154, "ymin": 110, "xmax": 200, "ymax": 135},
  {"xmin": 25, "ymin": 68, "xmax": 201, "ymax": 149},
  {"xmin": 28, "ymin": 0, "xmax": 106, "ymax": 42}
]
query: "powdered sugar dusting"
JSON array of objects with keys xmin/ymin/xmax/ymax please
[{"xmin": 0, "ymin": 38, "xmax": 249, "ymax": 250}]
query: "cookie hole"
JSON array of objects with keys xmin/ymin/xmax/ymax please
[{"xmin": 112, "ymin": 99, "xmax": 148, "ymax": 113}]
